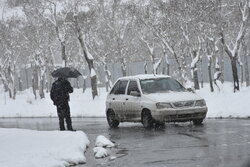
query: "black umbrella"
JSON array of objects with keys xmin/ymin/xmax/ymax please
[{"xmin": 51, "ymin": 67, "xmax": 82, "ymax": 78}]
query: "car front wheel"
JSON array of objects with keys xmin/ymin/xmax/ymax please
[
  {"xmin": 142, "ymin": 110, "xmax": 153, "ymax": 129},
  {"xmin": 193, "ymin": 119, "xmax": 203, "ymax": 125},
  {"xmin": 107, "ymin": 110, "xmax": 119, "ymax": 128}
]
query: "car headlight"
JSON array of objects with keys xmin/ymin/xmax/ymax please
[
  {"xmin": 156, "ymin": 102, "xmax": 173, "ymax": 109},
  {"xmin": 195, "ymin": 100, "xmax": 206, "ymax": 107}
]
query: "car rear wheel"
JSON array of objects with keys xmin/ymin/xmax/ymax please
[
  {"xmin": 107, "ymin": 110, "xmax": 119, "ymax": 128},
  {"xmin": 142, "ymin": 110, "xmax": 153, "ymax": 129},
  {"xmin": 193, "ymin": 119, "xmax": 203, "ymax": 125}
]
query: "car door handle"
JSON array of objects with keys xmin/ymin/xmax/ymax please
[
  {"xmin": 112, "ymin": 98, "xmax": 115, "ymax": 100},
  {"xmin": 126, "ymin": 98, "xmax": 128, "ymax": 100}
]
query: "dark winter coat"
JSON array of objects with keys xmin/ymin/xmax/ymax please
[{"xmin": 50, "ymin": 78, "xmax": 73, "ymax": 106}]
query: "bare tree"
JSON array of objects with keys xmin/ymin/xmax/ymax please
[
  {"xmin": 73, "ymin": 13, "xmax": 98, "ymax": 99},
  {"xmin": 40, "ymin": 1, "xmax": 68, "ymax": 67},
  {"xmin": 220, "ymin": 1, "xmax": 249, "ymax": 92}
]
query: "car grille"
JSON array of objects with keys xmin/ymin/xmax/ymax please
[
  {"xmin": 172, "ymin": 101, "xmax": 195, "ymax": 108},
  {"xmin": 167, "ymin": 112, "xmax": 206, "ymax": 120}
]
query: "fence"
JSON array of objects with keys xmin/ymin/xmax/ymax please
[{"xmin": 16, "ymin": 55, "xmax": 250, "ymax": 90}]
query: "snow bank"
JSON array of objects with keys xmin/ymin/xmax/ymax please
[
  {"xmin": 0, "ymin": 128, "xmax": 90, "ymax": 167},
  {"xmin": 0, "ymin": 87, "xmax": 107, "ymax": 118},
  {"xmin": 197, "ymin": 82, "xmax": 250, "ymax": 118}
]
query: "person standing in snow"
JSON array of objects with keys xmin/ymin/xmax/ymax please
[{"xmin": 50, "ymin": 77, "xmax": 74, "ymax": 131}]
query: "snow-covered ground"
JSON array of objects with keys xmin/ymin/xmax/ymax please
[
  {"xmin": 0, "ymin": 83, "xmax": 250, "ymax": 118},
  {"xmin": 197, "ymin": 82, "xmax": 250, "ymax": 118},
  {"xmin": 0, "ymin": 87, "xmax": 106, "ymax": 118},
  {"xmin": 0, "ymin": 128, "xmax": 89, "ymax": 167}
]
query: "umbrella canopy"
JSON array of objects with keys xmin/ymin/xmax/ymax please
[{"xmin": 51, "ymin": 67, "xmax": 82, "ymax": 78}]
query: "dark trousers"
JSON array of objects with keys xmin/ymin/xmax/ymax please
[{"xmin": 56, "ymin": 102, "xmax": 73, "ymax": 130}]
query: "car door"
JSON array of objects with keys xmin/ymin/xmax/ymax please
[
  {"xmin": 109, "ymin": 80, "xmax": 128, "ymax": 121},
  {"xmin": 124, "ymin": 80, "xmax": 142, "ymax": 121}
]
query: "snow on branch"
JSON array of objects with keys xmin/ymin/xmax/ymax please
[
  {"xmin": 136, "ymin": 16, "xmax": 175, "ymax": 55},
  {"xmin": 180, "ymin": 25, "xmax": 189, "ymax": 43},
  {"xmin": 153, "ymin": 57, "xmax": 162, "ymax": 74},
  {"xmin": 90, "ymin": 68, "xmax": 96, "ymax": 77},
  {"xmin": 137, "ymin": 33, "xmax": 154, "ymax": 55},
  {"xmin": 191, "ymin": 53, "xmax": 199, "ymax": 68},
  {"xmin": 86, "ymin": 50, "xmax": 94, "ymax": 60}
]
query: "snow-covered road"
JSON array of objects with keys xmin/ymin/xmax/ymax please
[{"xmin": 1, "ymin": 118, "xmax": 250, "ymax": 167}]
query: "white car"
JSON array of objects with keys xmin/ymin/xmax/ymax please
[{"xmin": 106, "ymin": 74, "xmax": 208, "ymax": 128}]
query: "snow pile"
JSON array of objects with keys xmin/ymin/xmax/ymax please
[
  {"xmin": 197, "ymin": 82, "xmax": 250, "ymax": 118},
  {"xmin": 93, "ymin": 147, "xmax": 110, "ymax": 158},
  {"xmin": 95, "ymin": 135, "xmax": 115, "ymax": 148},
  {"xmin": 0, "ymin": 128, "xmax": 90, "ymax": 167},
  {"xmin": 93, "ymin": 135, "xmax": 115, "ymax": 158}
]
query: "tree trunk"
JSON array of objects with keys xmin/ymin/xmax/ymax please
[
  {"xmin": 7, "ymin": 65, "xmax": 16, "ymax": 99},
  {"xmin": 219, "ymin": 46, "xmax": 224, "ymax": 83},
  {"xmin": 83, "ymin": 77, "xmax": 86, "ymax": 93},
  {"xmin": 121, "ymin": 58, "xmax": 126, "ymax": 77},
  {"xmin": 162, "ymin": 64, "xmax": 170, "ymax": 75},
  {"xmin": 104, "ymin": 64, "xmax": 112, "ymax": 92},
  {"xmin": 61, "ymin": 41, "xmax": 67, "ymax": 67},
  {"xmin": 193, "ymin": 65, "xmax": 200, "ymax": 90},
  {"xmin": 32, "ymin": 76, "xmax": 37, "ymax": 100},
  {"xmin": 242, "ymin": 40, "xmax": 249, "ymax": 87},
  {"xmin": 240, "ymin": 63, "xmax": 244, "ymax": 86},
  {"xmin": 179, "ymin": 55, "xmax": 189, "ymax": 86},
  {"xmin": 231, "ymin": 57, "xmax": 240, "ymax": 92},
  {"xmin": 162, "ymin": 52, "xmax": 170, "ymax": 75},
  {"xmin": 153, "ymin": 57, "xmax": 162, "ymax": 75},
  {"xmin": 39, "ymin": 76, "xmax": 45, "ymax": 99},
  {"xmin": 74, "ymin": 15, "xmax": 98, "ymax": 99},
  {"xmin": 18, "ymin": 76, "xmax": 22, "ymax": 91},
  {"xmin": 90, "ymin": 74, "xmax": 98, "ymax": 99},
  {"xmin": 200, "ymin": 58, "xmax": 204, "ymax": 88},
  {"xmin": 245, "ymin": 53, "xmax": 250, "ymax": 87},
  {"xmin": 208, "ymin": 58, "xmax": 214, "ymax": 92},
  {"xmin": 32, "ymin": 66, "xmax": 38, "ymax": 99},
  {"xmin": 144, "ymin": 61, "xmax": 148, "ymax": 74},
  {"xmin": 25, "ymin": 67, "xmax": 29, "ymax": 89},
  {"xmin": 191, "ymin": 51, "xmax": 200, "ymax": 90}
]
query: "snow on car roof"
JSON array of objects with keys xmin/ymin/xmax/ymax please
[{"xmin": 118, "ymin": 74, "xmax": 171, "ymax": 80}]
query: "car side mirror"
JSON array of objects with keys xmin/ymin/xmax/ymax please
[
  {"xmin": 187, "ymin": 87, "xmax": 195, "ymax": 93},
  {"xmin": 130, "ymin": 91, "xmax": 141, "ymax": 97}
]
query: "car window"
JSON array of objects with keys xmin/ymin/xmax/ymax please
[
  {"xmin": 110, "ymin": 80, "xmax": 128, "ymax": 95},
  {"xmin": 127, "ymin": 81, "xmax": 139, "ymax": 95},
  {"xmin": 110, "ymin": 80, "xmax": 120, "ymax": 94},
  {"xmin": 140, "ymin": 78, "xmax": 186, "ymax": 94}
]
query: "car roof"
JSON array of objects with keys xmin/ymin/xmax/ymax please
[{"xmin": 118, "ymin": 74, "xmax": 171, "ymax": 81}]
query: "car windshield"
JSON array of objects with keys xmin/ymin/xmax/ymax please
[{"xmin": 140, "ymin": 78, "xmax": 186, "ymax": 94}]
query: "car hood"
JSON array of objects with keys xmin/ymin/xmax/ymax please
[{"xmin": 143, "ymin": 91, "xmax": 203, "ymax": 102}]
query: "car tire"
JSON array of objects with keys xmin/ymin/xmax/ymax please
[
  {"xmin": 193, "ymin": 119, "xmax": 203, "ymax": 125},
  {"xmin": 155, "ymin": 121, "xmax": 165, "ymax": 129},
  {"xmin": 107, "ymin": 110, "xmax": 119, "ymax": 128},
  {"xmin": 142, "ymin": 110, "xmax": 153, "ymax": 129}
]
